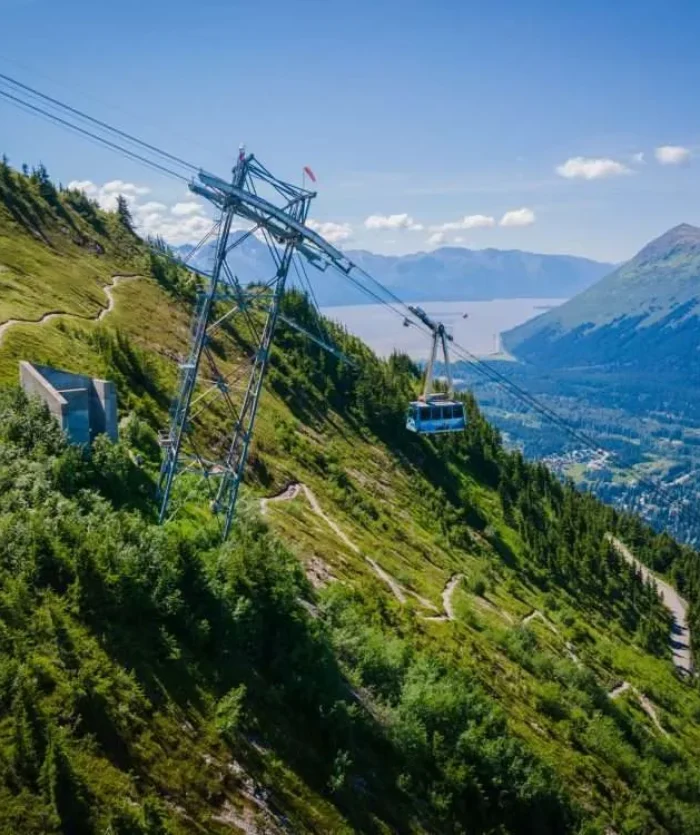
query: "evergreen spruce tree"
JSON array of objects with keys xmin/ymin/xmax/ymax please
[
  {"xmin": 116, "ymin": 194, "xmax": 135, "ymax": 233},
  {"xmin": 35, "ymin": 162, "xmax": 57, "ymax": 205},
  {"xmin": 0, "ymin": 154, "xmax": 11, "ymax": 186}
]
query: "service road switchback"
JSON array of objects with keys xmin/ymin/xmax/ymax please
[{"xmin": 607, "ymin": 534, "xmax": 693, "ymax": 675}]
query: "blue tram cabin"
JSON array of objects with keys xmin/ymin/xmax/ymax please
[{"xmin": 406, "ymin": 398, "xmax": 466, "ymax": 435}]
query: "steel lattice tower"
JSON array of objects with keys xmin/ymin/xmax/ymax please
[{"xmin": 157, "ymin": 150, "xmax": 351, "ymax": 538}]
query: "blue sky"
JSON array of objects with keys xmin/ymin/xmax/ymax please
[{"xmin": 1, "ymin": 0, "xmax": 699, "ymax": 262}]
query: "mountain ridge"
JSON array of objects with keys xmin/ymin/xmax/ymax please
[
  {"xmin": 634, "ymin": 223, "xmax": 700, "ymax": 261},
  {"xmin": 502, "ymin": 222, "xmax": 700, "ymax": 371},
  {"xmin": 176, "ymin": 238, "xmax": 613, "ymax": 305}
]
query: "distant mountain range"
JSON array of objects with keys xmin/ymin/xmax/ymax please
[
  {"xmin": 175, "ymin": 239, "xmax": 612, "ymax": 306},
  {"xmin": 502, "ymin": 223, "xmax": 700, "ymax": 376}
]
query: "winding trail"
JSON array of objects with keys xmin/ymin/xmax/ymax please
[
  {"xmin": 260, "ymin": 483, "xmax": 302, "ymax": 516},
  {"xmin": 262, "ymin": 489, "xmax": 679, "ymax": 739},
  {"xmin": 609, "ymin": 680, "xmax": 667, "ymax": 735},
  {"xmin": 522, "ymin": 609, "xmax": 557, "ymax": 633},
  {"xmin": 423, "ymin": 574, "xmax": 463, "ymax": 622},
  {"xmin": 607, "ymin": 535, "xmax": 693, "ymax": 675},
  {"xmin": 518, "ymin": 610, "xmax": 666, "ymax": 732},
  {"xmin": 260, "ymin": 482, "xmax": 439, "ymax": 612},
  {"xmin": 519, "ymin": 603, "xmax": 667, "ymax": 732},
  {"xmin": 609, "ymin": 681, "xmax": 631, "ymax": 699},
  {"xmin": 300, "ymin": 484, "xmax": 360, "ymax": 554},
  {"xmin": 261, "ymin": 484, "xmax": 524, "ymax": 623},
  {"xmin": 521, "ymin": 610, "xmax": 579, "ymax": 663},
  {"xmin": 441, "ymin": 574, "xmax": 463, "ymax": 620},
  {"xmin": 471, "ymin": 595, "xmax": 515, "ymax": 624},
  {"xmin": 0, "ymin": 273, "xmax": 141, "ymax": 347},
  {"xmin": 366, "ymin": 558, "xmax": 407, "ymax": 603}
]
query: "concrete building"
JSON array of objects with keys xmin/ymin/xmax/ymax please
[{"xmin": 19, "ymin": 361, "xmax": 118, "ymax": 445}]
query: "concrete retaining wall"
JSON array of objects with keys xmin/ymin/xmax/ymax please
[{"xmin": 19, "ymin": 361, "xmax": 118, "ymax": 445}]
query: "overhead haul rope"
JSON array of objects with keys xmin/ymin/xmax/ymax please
[
  {"xmin": 176, "ymin": 220, "xmax": 221, "ymax": 267},
  {"xmin": 289, "ymin": 252, "xmax": 334, "ymax": 349},
  {"xmin": 325, "ymin": 260, "xmax": 700, "ymax": 537},
  {"xmin": 445, "ymin": 340, "xmax": 700, "ymax": 534},
  {"xmin": 1, "ymin": 69, "xmax": 695, "ymax": 536},
  {"xmin": 0, "ymin": 70, "xmax": 198, "ymax": 175},
  {"xmin": 0, "ymin": 87, "xmax": 189, "ymax": 184}
]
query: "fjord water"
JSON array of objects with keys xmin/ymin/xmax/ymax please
[{"xmin": 321, "ymin": 298, "xmax": 567, "ymax": 359}]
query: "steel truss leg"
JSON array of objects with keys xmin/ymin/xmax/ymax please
[
  {"xmin": 216, "ymin": 242, "xmax": 296, "ymax": 538},
  {"xmin": 157, "ymin": 203, "xmax": 237, "ymax": 523}
]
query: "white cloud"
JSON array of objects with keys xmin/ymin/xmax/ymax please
[
  {"xmin": 364, "ymin": 212, "xmax": 423, "ymax": 231},
  {"xmin": 171, "ymin": 201, "xmax": 205, "ymax": 216},
  {"xmin": 101, "ymin": 180, "xmax": 150, "ymax": 196},
  {"xmin": 306, "ymin": 219, "xmax": 353, "ymax": 243},
  {"xmin": 499, "ymin": 207, "xmax": 536, "ymax": 227},
  {"xmin": 138, "ymin": 201, "xmax": 167, "ymax": 214},
  {"xmin": 632, "ymin": 152, "xmax": 645, "ymax": 164},
  {"xmin": 67, "ymin": 179, "xmax": 98, "ymax": 196},
  {"xmin": 655, "ymin": 145, "xmax": 691, "ymax": 165},
  {"xmin": 67, "ymin": 179, "xmax": 152, "ymax": 211},
  {"xmin": 136, "ymin": 211, "xmax": 213, "ymax": 244},
  {"xmin": 427, "ymin": 232, "xmax": 445, "ymax": 246},
  {"xmin": 67, "ymin": 179, "xmax": 214, "ymax": 244},
  {"xmin": 432, "ymin": 214, "xmax": 495, "ymax": 232},
  {"xmin": 132, "ymin": 204, "xmax": 213, "ymax": 244},
  {"xmin": 555, "ymin": 156, "xmax": 631, "ymax": 180}
]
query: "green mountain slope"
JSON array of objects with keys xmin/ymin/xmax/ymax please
[
  {"xmin": 2, "ymin": 163, "xmax": 700, "ymax": 834},
  {"xmin": 502, "ymin": 224, "xmax": 700, "ymax": 373}
]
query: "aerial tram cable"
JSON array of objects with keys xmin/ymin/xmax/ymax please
[
  {"xmin": 0, "ymin": 53, "xmax": 223, "ymax": 168},
  {"xmin": 288, "ymin": 255, "xmax": 334, "ymax": 349},
  {"xmin": 277, "ymin": 312, "xmax": 356, "ymax": 367},
  {"xmin": 324, "ymin": 257, "xmax": 614, "ymax": 450},
  {"xmin": 449, "ymin": 346, "xmax": 700, "ymax": 530},
  {"xmin": 0, "ymin": 70, "xmax": 199, "ymax": 175},
  {"xmin": 2, "ymin": 70, "xmax": 696, "ymax": 538},
  {"xmin": 320, "ymin": 257, "xmax": 601, "ymax": 442},
  {"xmin": 322, "ymin": 258, "xmax": 431, "ymax": 332},
  {"xmin": 292, "ymin": 251, "xmax": 326, "ymax": 325},
  {"xmin": 175, "ymin": 219, "xmax": 222, "ymax": 269},
  {"xmin": 449, "ymin": 342, "xmax": 606, "ymax": 451},
  {"xmin": 329, "ymin": 267, "xmax": 591, "ymax": 446},
  {"xmin": 0, "ymin": 87, "xmax": 189, "ymax": 184},
  {"xmin": 321, "ymin": 260, "xmax": 700, "ymax": 537}
]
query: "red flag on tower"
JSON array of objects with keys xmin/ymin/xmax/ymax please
[{"xmin": 303, "ymin": 165, "xmax": 317, "ymax": 183}]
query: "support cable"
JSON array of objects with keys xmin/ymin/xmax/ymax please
[
  {"xmin": 0, "ymin": 87, "xmax": 188, "ymax": 183},
  {"xmin": 1, "ymin": 70, "xmax": 692, "ymax": 535},
  {"xmin": 0, "ymin": 70, "xmax": 198, "ymax": 174},
  {"xmin": 324, "ymin": 259, "xmax": 700, "ymax": 536}
]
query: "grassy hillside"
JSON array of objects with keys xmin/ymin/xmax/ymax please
[{"xmin": 2, "ymin": 163, "xmax": 700, "ymax": 834}]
